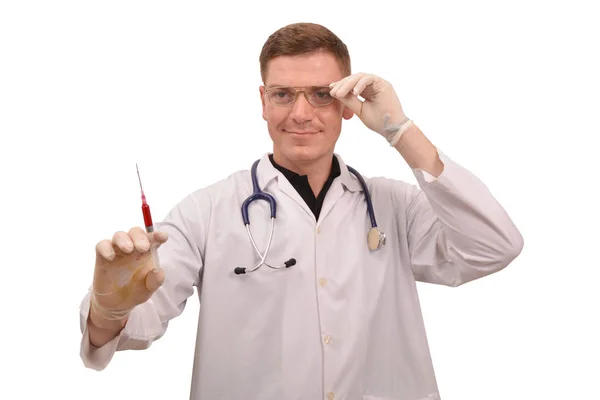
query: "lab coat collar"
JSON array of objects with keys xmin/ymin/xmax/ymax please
[
  {"xmin": 255, "ymin": 153, "xmax": 282, "ymax": 190},
  {"xmin": 255, "ymin": 153, "xmax": 363, "ymax": 193},
  {"xmin": 336, "ymin": 154, "xmax": 363, "ymax": 193}
]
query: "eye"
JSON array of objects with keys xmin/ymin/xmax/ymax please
[
  {"xmin": 271, "ymin": 89, "xmax": 293, "ymax": 99},
  {"xmin": 315, "ymin": 90, "xmax": 332, "ymax": 99}
]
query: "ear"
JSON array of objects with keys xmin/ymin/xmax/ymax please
[
  {"xmin": 342, "ymin": 105, "xmax": 354, "ymax": 120},
  {"xmin": 259, "ymin": 85, "xmax": 267, "ymax": 121}
]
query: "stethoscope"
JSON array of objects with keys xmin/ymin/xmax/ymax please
[{"xmin": 233, "ymin": 159, "xmax": 386, "ymax": 275}]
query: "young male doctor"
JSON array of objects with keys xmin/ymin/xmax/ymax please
[{"xmin": 80, "ymin": 22, "xmax": 524, "ymax": 400}]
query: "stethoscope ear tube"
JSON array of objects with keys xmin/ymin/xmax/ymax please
[
  {"xmin": 241, "ymin": 160, "xmax": 277, "ymax": 225},
  {"xmin": 241, "ymin": 192, "xmax": 276, "ymax": 225}
]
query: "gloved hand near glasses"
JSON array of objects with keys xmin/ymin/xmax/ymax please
[{"xmin": 329, "ymin": 73, "xmax": 414, "ymax": 146}]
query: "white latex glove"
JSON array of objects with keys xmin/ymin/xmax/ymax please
[
  {"xmin": 89, "ymin": 227, "xmax": 168, "ymax": 329},
  {"xmin": 329, "ymin": 73, "xmax": 414, "ymax": 146}
]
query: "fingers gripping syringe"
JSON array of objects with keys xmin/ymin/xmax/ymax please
[{"xmin": 136, "ymin": 163, "xmax": 161, "ymax": 270}]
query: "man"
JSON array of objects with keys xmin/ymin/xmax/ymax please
[{"xmin": 80, "ymin": 22, "xmax": 524, "ymax": 399}]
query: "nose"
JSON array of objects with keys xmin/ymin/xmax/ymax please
[{"xmin": 289, "ymin": 92, "xmax": 313, "ymax": 124}]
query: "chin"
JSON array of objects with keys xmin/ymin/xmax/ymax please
[
  {"xmin": 281, "ymin": 144, "xmax": 328, "ymax": 163},
  {"xmin": 271, "ymin": 128, "xmax": 334, "ymax": 164}
]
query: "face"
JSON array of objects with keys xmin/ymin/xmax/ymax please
[{"xmin": 260, "ymin": 51, "xmax": 354, "ymax": 168}]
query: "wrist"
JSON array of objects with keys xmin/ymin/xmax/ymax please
[
  {"xmin": 88, "ymin": 294, "xmax": 131, "ymax": 331},
  {"xmin": 87, "ymin": 313, "xmax": 127, "ymax": 348},
  {"xmin": 393, "ymin": 124, "xmax": 444, "ymax": 177},
  {"xmin": 382, "ymin": 113, "xmax": 413, "ymax": 146}
]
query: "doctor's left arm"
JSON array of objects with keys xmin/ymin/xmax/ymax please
[
  {"xmin": 79, "ymin": 192, "xmax": 210, "ymax": 371},
  {"xmin": 400, "ymin": 150, "xmax": 524, "ymax": 287}
]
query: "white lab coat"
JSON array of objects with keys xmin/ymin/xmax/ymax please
[{"xmin": 79, "ymin": 150, "xmax": 523, "ymax": 400}]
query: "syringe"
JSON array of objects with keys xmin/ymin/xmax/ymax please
[
  {"xmin": 136, "ymin": 163, "xmax": 160, "ymax": 269},
  {"xmin": 136, "ymin": 163, "xmax": 155, "ymax": 232}
]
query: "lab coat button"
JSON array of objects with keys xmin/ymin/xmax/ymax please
[
  {"xmin": 319, "ymin": 278, "xmax": 327, "ymax": 286},
  {"xmin": 324, "ymin": 335, "xmax": 332, "ymax": 345},
  {"xmin": 317, "ymin": 227, "xmax": 321, "ymax": 234},
  {"xmin": 327, "ymin": 392, "xmax": 335, "ymax": 400}
]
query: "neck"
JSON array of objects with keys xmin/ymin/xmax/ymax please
[{"xmin": 272, "ymin": 150, "xmax": 333, "ymax": 197}]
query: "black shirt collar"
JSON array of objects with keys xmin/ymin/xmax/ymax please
[{"xmin": 268, "ymin": 154, "xmax": 341, "ymax": 220}]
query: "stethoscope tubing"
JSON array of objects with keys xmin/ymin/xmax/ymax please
[{"xmin": 234, "ymin": 158, "xmax": 383, "ymax": 275}]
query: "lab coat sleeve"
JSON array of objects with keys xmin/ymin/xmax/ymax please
[
  {"xmin": 79, "ymin": 192, "xmax": 208, "ymax": 370},
  {"xmin": 403, "ymin": 149, "xmax": 524, "ymax": 287}
]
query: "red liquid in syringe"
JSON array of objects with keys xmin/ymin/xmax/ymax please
[{"xmin": 136, "ymin": 163, "xmax": 154, "ymax": 233}]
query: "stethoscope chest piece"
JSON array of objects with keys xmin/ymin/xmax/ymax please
[{"xmin": 367, "ymin": 227, "xmax": 386, "ymax": 251}]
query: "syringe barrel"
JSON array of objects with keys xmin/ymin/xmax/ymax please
[{"xmin": 142, "ymin": 203, "xmax": 153, "ymax": 229}]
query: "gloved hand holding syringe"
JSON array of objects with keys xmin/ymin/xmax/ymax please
[{"xmin": 87, "ymin": 164, "xmax": 168, "ymax": 340}]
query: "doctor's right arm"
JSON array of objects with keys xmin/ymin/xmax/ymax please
[{"xmin": 79, "ymin": 193, "xmax": 209, "ymax": 371}]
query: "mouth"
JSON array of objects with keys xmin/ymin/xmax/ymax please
[{"xmin": 284, "ymin": 130, "xmax": 319, "ymax": 135}]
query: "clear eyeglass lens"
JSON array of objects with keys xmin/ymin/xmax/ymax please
[{"xmin": 268, "ymin": 87, "xmax": 334, "ymax": 106}]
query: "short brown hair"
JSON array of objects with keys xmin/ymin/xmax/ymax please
[{"xmin": 259, "ymin": 22, "xmax": 351, "ymax": 83}]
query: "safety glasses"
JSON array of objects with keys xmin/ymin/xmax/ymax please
[{"xmin": 265, "ymin": 86, "xmax": 335, "ymax": 107}]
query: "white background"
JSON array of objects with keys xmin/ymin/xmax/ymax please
[{"xmin": 1, "ymin": 0, "xmax": 599, "ymax": 399}]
